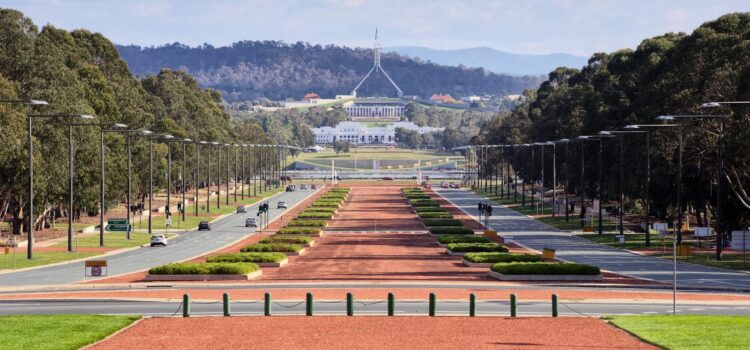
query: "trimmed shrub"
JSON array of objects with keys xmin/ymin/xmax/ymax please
[
  {"xmin": 463, "ymin": 253, "xmax": 543, "ymax": 264},
  {"xmin": 207, "ymin": 252, "xmax": 287, "ymax": 263},
  {"xmin": 241, "ymin": 243, "xmax": 303, "ymax": 253},
  {"xmin": 287, "ymin": 219, "xmax": 327, "ymax": 227},
  {"xmin": 429, "ymin": 227, "xmax": 474, "ymax": 235},
  {"xmin": 260, "ymin": 235, "xmax": 313, "ymax": 245},
  {"xmin": 297, "ymin": 212, "xmax": 333, "ymax": 219},
  {"xmin": 277, "ymin": 227, "xmax": 322, "ymax": 235},
  {"xmin": 401, "ymin": 188, "xmax": 423, "ymax": 192},
  {"xmin": 490, "ymin": 262, "xmax": 601, "ymax": 275},
  {"xmin": 149, "ymin": 262, "xmax": 258, "ymax": 275},
  {"xmin": 447, "ymin": 243, "xmax": 509, "ymax": 253},
  {"xmin": 419, "ymin": 212, "xmax": 453, "ymax": 219},
  {"xmin": 303, "ymin": 207, "xmax": 337, "ymax": 213},
  {"xmin": 436, "ymin": 235, "xmax": 491, "ymax": 245},
  {"xmin": 423, "ymin": 219, "xmax": 463, "ymax": 227},
  {"xmin": 330, "ymin": 188, "xmax": 350, "ymax": 193},
  {"xmin": 414, "ymin": 206, "xmax": 448, "ymax": 213},
  {"xmin": 409, "ymin": 199, "xmax": 439, "ymax": 206},
  {"xmin": 405, "ymin": 193, "xmax": 430, "ymax": 198},
  {"xmin": 321, "ymin": 194, "xmax": 347, "ymax": 199},
  {"xmin": 312, "ymin": 202, "xmax": 340, "ymax": 207}
]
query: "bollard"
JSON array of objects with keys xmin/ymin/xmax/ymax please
[
  {"xmin": 223, "ymin": 293, "xmax": 231, "ymax": 317},
  {"xmin": 306, "ymin": 292, "xmax": 314, "ymax": 316},
  {"xmin": 552, "ymin": 294, "xmax": 558, "ymax": 317},
  {"xmin": 429, "ymin": 293, "xmax": 436, "ymax": 317},
  {"xmin": 510, "ymin": 294, "xmax": 517, "ymax": 317},
  {"xmin": 347, "ymin": 292, "xmax": 354, "ymax": 316},
  {"xmin": 387, "ymin": 292, "xmax": 395, "ymax": 316},
  {"xmin": 264, "ymin": 292, "xmax": 271, "ymax": 316},
  {"xmin": 183, "ymin": 293, "xmax": 190, "ymax": 318},
  {"xmin": 469, "ymin": 293, "xmax": 476, "ymax": 317}
]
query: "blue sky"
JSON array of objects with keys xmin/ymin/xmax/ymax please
[{"xmin": 3, "ymin": 0, "xmax": 750, "ymax": 56}]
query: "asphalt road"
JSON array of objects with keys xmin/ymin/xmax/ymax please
[
  {"xmin": 0, "ymin": 188, "xmax": 318, "ymax": 287},
  {"xmin": 436, "ymin": 188, "xmax": 750, "ymax": 291},
  {"xmin": 1, "ymin": 298, "xmax": 747, "ymax": 317}
]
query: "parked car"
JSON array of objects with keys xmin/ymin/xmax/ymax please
[
  {"xmin": 286, "ymin": 185, "xmax": 295, "ymax": 192},
  {"xmin": 300, "ymin": 184, "xmax": 308, "ymax": 190},
  {"xmin": 277, "ymin": 201, "xmax": 288, "ymax": 209},
  {"xmin": 236, "ymin": 205, "xmax": 247, "ymax": 213},
  {"xmin": 449, "ymin": 182, "xmax": 458, "ymax": 188},
  {"xmin": 245, "ymin": 218, "xmax": 257, "ymax": 227},
  {"xmin": 150, "ymin": 234, "xmax": 168, "ymax": 247},
  {"xmin": 198, "ymin": 221, "xmax": 211, "ymax": 231},
  {"xmin": 311, "ymin": 184, "xmax": 317, "ymax": 190}
]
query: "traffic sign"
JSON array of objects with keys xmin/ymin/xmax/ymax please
[
  {"xmin": 108, "ymin": 218, "xmax": 127, "ymax": 225},
  {"xmin": 106, "ymin": 224, "xmax": 130, "ymax": 232},
  {"xmin": 85, "ymin": 260, "xmax": 108, "ymax": 277}
]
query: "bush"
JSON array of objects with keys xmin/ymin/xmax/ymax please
[
  {"xmin": 409, "ymin": 199, "xmax": 439, "ymax": 206},
  {"xmin": 414, "ymin": 206, "xmax": 448, "ymax": 213},
  {"xmin": 490, "ymin": 262, "xmax": 601, "ymax": 275},
  {"xmin": 405, "ymin": 193, "xmax": 431, "ymax": 199},
  {"xmin": 303, "ymin": 207, "xmax": 337, "ymax": 213},
  {"xmin": 241, "ymin": 243, "xmax": 303, "ymax": 253},
  {"xmin": 401, "ymin": 188, "xmax": 422, "ymax": 192},
  {"xmin": 330, "ymin": 188, "xmax": 350, "ymax": 193},
  {"xmin": 207, "ymin": 252, "xmax": 287, "ymax": 263},
  {"xmin": 447, "ymin": 243, "xmax": 509, "ymax": 253},
  {"xmin": 297, "ymin": 212, "xmax": 333, "ymax": 219},
  {"xmin": 149, "ymin": 262, "xmax": 258, "ymax": 275},
  {"xmin": 312, "ymin": 202, "xmax": 340, "ymax": 207},
  {"xmin": 260, "ymin": 235, "xmax": 313, "ymax": 245},
  {"xmin": 277, "ymin": 227, "xmax": 321, "ymax": 235},
  {"xmin": 429, "ymin": 227, "xmax": 474, "ymax": 235},
  {"xmin": 436, "ymin": 235, "xmax": 490, "ymax": 245},
  {"xmin": 463, "ymin": 253, "xmax": 543, "ymax": 264},
  {"xmin": 419, "ymin": 212, "xmax": 453, "ymax": 219},
  {"xmin": 321, "ymin": 194, "xmax": 347, "ymax": 199},
  {"xmin": 287, "ymin": 219, "xmax": 327, "ymax": 227},
  {"xmin": 423, "ymin": 219, "xmax": 463, "ymax": 227}
]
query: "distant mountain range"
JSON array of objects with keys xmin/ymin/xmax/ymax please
[{"xmin": 386, "ymin": 46, "xmax": 588, "ymax": 76}]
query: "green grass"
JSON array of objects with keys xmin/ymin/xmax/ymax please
[
  {"xmin": 51, "ymin": 232, "xmax": 156, "ymax": 249},
  {"xmin": 0, "ymin": 251, "xmax": 99, "ymax": 270},
  {"xmin": 0, "ymin": 314, "xmax": 140, "ymax": 350},
  {"xmin": 578, "ymin": 233, "xmax": 671, "ymax": 250},
  {"xmin": 653, "ymin": 253, "xmax": 750, "ymax": 272},
  {"xmin": 606, "ymin": 315, "xmax": 750, "ymax": 350}
]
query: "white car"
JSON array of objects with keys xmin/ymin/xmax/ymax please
[
  {"xmin": 277, "ymin": 201, "xmax": 288, "ymax": 209},
  {"xmin": 245, "ymin": 218, "xmax": 257, "ymax": 227},
  {"xmin": 150, "ymin": 234, "xmax": 168, "ymax": 247}
]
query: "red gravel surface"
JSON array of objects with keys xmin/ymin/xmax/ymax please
[
  {"xmin": 89, "ymin": 316, "xmax": 657, "ymax": 350},
  {"xmin": 326, "ymin": 186, "xmax": 425, "ymax": 231}
]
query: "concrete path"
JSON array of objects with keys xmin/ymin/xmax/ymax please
[{"xmin": 435, "ymin": 188, "xmax": 750, "ymax": 291}]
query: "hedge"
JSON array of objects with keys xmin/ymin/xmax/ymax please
[
  {"xmin": 446, "ymin": 243, "xmax": 509, "ymax": 253},
  {"xmin": 207, "ymin": 252, "xmax": 287, "ymax": 263},
  {"xmin": 429, "ymin": 227, "xmax": 474, "ymax": 235},
  {"xmin": 419, "ymin": 212, "xmax": 453, "ymax": 219},
  {"xmin": 414, "ymin": 206, "xmax": 448, "ymax": 213},
  {"xmin": 297, "ymin": 212, "xmax": 333, "ymax": 219},
  {"xmin": 409, "ymin": 199, "xmax": 439, "ymax": 206},
  {"xmin": 423, "ymin": 219, "xmax": 463, "ymax": 227},
  {"xmin": 401, "ymin": 188, "xmax": 422, "ymax": 192},
  {"xmin": 463, "ymin": 252, "xmax": 543, "ymax": 264},
  {"xmin": 260, "ymin": 235, "xmax": 313, "ymax": 245},
  {"xmin": 490, "ymin": 262, "xmax": 601, "ymax": 275},
  {"xmin": 436, "ymin": 235, "xmax": 490, "ymax": 245},
  {"xmin": 321, "ymin": 194, "xmax": 347, "ymax": 199},
  {"xmin": 330, "ymin": 188, "xmax": 350, "ymax": 193},
  {"xmin": 277, "ymin": 227, "xmax": 322, "ymax": 235},
  {"xmin": 241, "ymin": 243, "xmax": 303, "ymax": 253},
  {"xmin": 405, "ymin": 193, "xmax": 431, "ymax": 199},
  {"xmin": 149, "ymin": 262, "xmax": 258, "ymax": 275},
  {"xmin": 287, "ymin": 219, "xmax": 327, "ymax": 227},
  {"xmin": 311, "ymin": 202, "xmax": 340, "ymax": 207},
  {"xmin": 303, "ymin": 207, "xmax": 337, "ymax": 213}
]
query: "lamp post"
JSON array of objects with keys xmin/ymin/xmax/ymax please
[
  {"xmin": 576, "ymin": 136, "xmax": 607, "ymax": 233},
  {"xmin": 64, "ymin": 116, "xmax": 101, "ymax": 251},
  {"xmin": 213, "ymin": 141, "xmax": 220, "ymax": 209},
  {"xmin": 99, "ymin": 123, "xmax": 129, "ymax": 246},
  {"xmin": 181, "ymin": 138, "xmax": 192, "ymax": 222},
  {"xmin": 224, "ymin": 143, "xmax": 230, "ymax": 206},
  {"xmin": 546, "ymin": 141, "xmax": 557, "ymax": 217},
  {"xmin": 618, "ymin": 128, "xmax": 653, "ymax": 245},
  {"xmin": 557, "ymin": 139, "xmax": 571, "ymax": 222},
  {"xmin": 600, "ymin": 131, "xmax": 631, "ymax": 236},
  {"xmin": 194, "ymin": 141, "xmax": 205, "ymax": 217},
  {"xmin": 147, "ymin": 134, "xmax": 174, "ymax": 234},
  {"xmin": 125, "ymin": 130, "xmax": 153, "ymax": 241}
]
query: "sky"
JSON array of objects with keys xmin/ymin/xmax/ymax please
[{"xmin": 3, "ymin": 0, "xmax": 750, "ymax": 56}]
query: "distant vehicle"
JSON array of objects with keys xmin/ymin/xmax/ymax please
[
  {"xmin": 277, "ymin": 201, "xmax": 288, "ymax": 209},
  {"xmin": 382, "ymin": 177, "xmax": 393, "ymax": 180},
  {"xmin": 236, "ymin": 206, "xmax": 247, "ymax": 213},
  {"xmin": 441, "ymin": 182, "xmax": 450, "ymax": 188},
  {"xmin": 449, "ymin": 182, "xmax": 458, "ymax": 188},
  {"xmin": 300, "ymin": 184, "xmax": 308, "ymax": 190},
  {"xmin": 311, "ymin": 184, "xmax": 318, "ymax": 190},
  {"xmin": 198, "ymin": 221, "xmax": 211, "ymax": 231},
  {"xmin": 439, "ymin": 181, "xmax": 446, "ymax": 186},
  {"xmin": 245, "ymin": 218, "xmax": 257, "ymax": 227},
  {"xmin": 286, "ymin": 185, "xmax": 295, "ymax": 192},
  {"xmin": 150, "ymin": 234, "xmax": 168, "ymax": 247}
]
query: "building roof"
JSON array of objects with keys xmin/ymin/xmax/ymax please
[
  {"xmin": 430, "ymin": 94, "xmax": 454, "ymax": 102},
  {"xmin": 303, "ymin": 92, "xmax": 321, "ymax": 100}
]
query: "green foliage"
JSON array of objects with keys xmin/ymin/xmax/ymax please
[
  {"xmin": 206, "ymin": 252, "xmax": 287, "ymax": 263},
  {"xmin": 329, "ymin": 188, "xmax": 350, "ymax": 193},
  {"xmin": 490, "ymin": 262, "xmax": 600, "ymax": 275},
  {"xmin": 435, "ymin": 235, "xmax": 490, "ymax": 244},
  {"xmin": 149, "ymin": 262, "xmax": 258, "ymax": 275},
  {"xmin": 260, "ymin": 234, "xmax": 313, "ymax": 245},
  {"xmin": 429, "ymin": 227, "xmax": 474, "ymax": 235},
  {"xmin": 419, "ymin": 212, "xmax": 453, "ymax": 218},
  {"xmin": 312, "ymin": 201, "xmax": 341, "ymax": 207},
  {"xmin": 414, "ymin": 206, "xmax": 448, "ymax": 213},
  {"xmin": 409, "ymin": 199, "xmax": 439, "ymax": 206},
  {"xmin": 422, "ymin": 219, "xmax": 463, "ymax": 227},
  {"xmin": 287, "ymin": 219, "xmax": 327, "ymax": 227},
  {"xmin": 297, "ymin": 212, "xmax": 333, "ymax": 219},
  {"xmin": 302, "ymin": 207, "xmax": 337, "ymax": 213},
  {"xmin": 241, "ymin": 243, "xmax": 303, "ymax": 253},
  {"xmin": 277, "ymin": 227, "xmax": 321, "ymax": 235},
  {"xmin": 447, "ymin": 242, "xmax": 509, "ymax": 253},
  {"xmin": 405, "ymin": 194, "xmax": 431, "ymax": 199},
  {"xmin": 0, "ymin": 315, "xmax": 140, "ymax": 350},
  {"xmin": 463, "ymin": 252, "xmax": 543, "ymax": 263}
]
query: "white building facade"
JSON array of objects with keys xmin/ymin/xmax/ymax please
[{"xmin": 312, "ymin": 121, "xmax": 443, "ymax": 145}]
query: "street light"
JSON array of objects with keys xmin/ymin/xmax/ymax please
[
  {"xmin": 65, "ymin": 116, "xmax": 100, "ymax": 251},
  {"xmin": 620, "ymin": 126, "xmax": 653, "ymax": 246},
  {"xmin": 224, "ymin": 143, "xmax": 231, "ymax": 206},
  {"xmin": 181, "ymin": 138, "xmax": 192, "ymax": 222},
  {"xmin": 99, "ymin": 123, "xmax": 128, "ymax": 246},
  {"xmin": 146, "ymin": 134, "xmax": 173, "ymax": 234},
  {"xmin": 126, "ymin": 130, "xmax": 152, "ymax": 241},
  {"xmin": 557, "ymin": 139, "xmax": 571, "ymax": 222}
]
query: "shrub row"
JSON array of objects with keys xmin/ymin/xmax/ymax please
[
  {"xmin": 405, "ymin": 193, "xmax": 431, "ymax": 199},
  {"xmin": 149, "ymin": 262, "xmax": 258, "ymax": 275},
  {"xmin": 436, "ymin": 235, "xmax": 490, "ymax": 245},
  {"xmin": 429, "ymin": 227, "xmax": 474, "ymax": 235},
  {"xmin": 207, "ymin": 252, "xmax": 287, "ymax": 263},
  {"xmin": 260, "ymin": 235, "xmax": 313, "ymax": 245},
  {"xmin": 329, "ymin": 188, "xmax": 350, "ymax": 193},
  {"xmin": 311, "ymin": 202, "xmax": 340, "ymax": 208},
  {"xmin": 287, "ymin": 219, "xmax": 327, "ymax": 227},
  {"xmin": 447, "ymin": 242, "xmax": 509, "ymax": 253},
  {"xmin": 241, "ymin": 243, "xmax": 303, "ymax": 253},
  {"xmin": 413, "ymin": 206, "xmax": 448, "ymax": 213},
  {"xmin": 423, "ymin": 219, "xmax": 463, "ymax": 227},
  {"xmin": 297, "ymin": 212, "xmax": 333, "ymax": 219},
  {"xmin": 463, "ymin": 252, "xmax": 543, "ymax": 264},
  {"xmin": 409, "ymin": 199, "xmax": 439, "ymax": 207},
  {"xmin": 419, "ymin": 212, "xmax": 453, "ymax": 219},
  {"xmin": 490, "ymin": 262, "xmax": 601, "ymax": 275},
  {"xmin": 302, "ymin": 207, "xmax": 337, "ymax": 213},
  {"xmin": 277, "ymin": 227, "xmax": 321, "ymax": 235}
]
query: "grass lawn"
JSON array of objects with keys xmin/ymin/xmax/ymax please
[
  {"xmin": 0, "ymin": 315, "xmax": 140, "ymax": 350},
  {"xmin": 0, "ymin": 251, "xmax": 99, "ymax": 270},
  {"xmin": 606, "ymin": 315, "xmax": 750, "ymax": 350},
  {"xmin": 652, "ymin": 252, "xmax": 750, "ymax": 272},
  {"xmin": 50, "ymin": 232, "xmax": 156, "ymax": 249},
  {"xmin": 578, "ymin": 233, "xmax": 670, "ymax": 250}
]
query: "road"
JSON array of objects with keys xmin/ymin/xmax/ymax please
[
  {"xmin": 1, "ymin": 298, "xmax": 747, "ymax": 317},
  {"xmin": 436, "ymin": 188, "xmax": 750, "ymax": 291},
  {"xmin": 0, "ymin": 188, "xmax": 318, "ymax": 287}
]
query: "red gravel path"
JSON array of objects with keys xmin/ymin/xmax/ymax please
[
  {"xmin": 326, "ymin": 186, "xmax": 425, "ymax": 230},
  {"xmin": 88, "ymin": 316, "xmax": 657, "ymax": 350}
]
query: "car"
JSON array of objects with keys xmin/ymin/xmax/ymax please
[
  {"xmin": 236, "ymin": 206, "xmax": 247, "ymax": 213},
  {"xmin": 277, "ymin": 201, "xmax": 288, "ymax": 209},
  {"xmin": 198, "ymin": 221, "xmax": 211, "ymax": 231},
  {"xmin": 441, "ymin": 182, "xmax": 449, "ymax": 188},
  {"xmin": 382, "ymin": 177, "xmax": 393, "ymax": 180},
  {"xmin": 245, "ymin": 218, "xmax": 257, "ymax": 227},
  {"xmin": 150, "ymin": 234, "xmax": 168, "ymax": 247},
  {"xmin": 286, "ymin": 185, "xmax": 295, "ymax": 192},
  {"xmin": 300, "ymin": 184, "xmax": 308, "ymax": 190},
  {"xmin": 449, "ymin": 182, "xmax": 458, "ymax": 188},
  {"xmin": 311, "ymin": 184, "xmax": 318, "ymax": 190}
]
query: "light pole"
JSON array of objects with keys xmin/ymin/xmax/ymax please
[
  {"xmin": 181, "ymin": 138, "xmax": 192, "ymax": 222},
  {"xmin": 224, "ymin": 143, "xmax": 230, "ymax": 206},
  {"xmin": 99, "ymin": 123, "xmax": 128, "ymax": 246},
  {"xmin": 600, "ymin": 131, "xmax": 628, "ymax": 236},
  {"xmin": 64, "ymin": 116, "xmax": 100, "ymax": 252},
  {"xmin": 147, "ymin": 134, "xmax": 174, "ymax": 234},
  {"xmin": 576, "ymin": 136, "xmax": 606, "ymax": 232},
  {"xmin": 194, "ymin": 141, "xmax": 205, "ymax": 217},
  {"xmin": 546, "ymin": 141, "xmax": 557, "ymax": 217},
  {"xmin": 125, "ymin": 130, "xmax": 153, "ymax": 240},
  {"xmin": 621, "ymin": 126, "xmax": 653, "ymax": 246},
  {"xmin": 557, "ymin": 139, "xmax": 571, "ymax": 222},
  {"xmin": 213, "ymin": 141, "xmax": 220, "ymax": 209}
]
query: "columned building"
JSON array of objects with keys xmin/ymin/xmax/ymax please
[
  {"xmin": 312, "ymin": 121, "xmax": 443, "ymax": 145},
  {"xmin": 345, "ymin": 99, "xmax": 407, "ymax": 119}
]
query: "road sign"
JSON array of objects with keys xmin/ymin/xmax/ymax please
[
  {"xmin": 108, "ymin": 218, "xmax": 127, "ymax": 225},
  {"xmin": 85, "ymin": 260, "xmax": 108, "ymax": 277},
  {"xmin": 106, "ymin": 224, "xmax": 130, "ymax": 232}
]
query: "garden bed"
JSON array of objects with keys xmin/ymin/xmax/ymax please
[
  {"xmin": 145, "ymin": 262, "xmax": 262, "ymax": 281},
  {"xmin": 429, "ymin": 227, "xmax": 475, "ymax": 235},
  {"xmin": 446, "ymin": 242, "xmax": 509, "ymax": 255},
  {"xmin": 206, "ymin": 252, "xmax": 289, "ymax": 267},
  {"xmin": 461, "ymin": 252, "xmax": 543, "ymax": 267},
  {"xmin": 241, "ymin": 243, "xmax": 306, "ymax": 256},
  {"xmin": 488, "ymin": 262, "xmax": 602, "ymax": 281}
]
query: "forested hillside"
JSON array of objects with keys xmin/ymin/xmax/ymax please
[
  {"xmin": 478, "ymin": 13, "xmax": 750, "ymax": 229},
  {"xmin": 116, "ymin": 42, "xmax": 544, "ymax": 101}
]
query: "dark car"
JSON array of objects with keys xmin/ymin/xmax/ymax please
[
  {"xmin": 285, "ymin": 185, "xmax": 295, "ymax": 192},
  {"xmin": 382, "ymin": 177, "xmax": 393, "ymax": 180},
  {"xmin": 198, "ymin": 221, "xmax": 211, "ymax": 231}
]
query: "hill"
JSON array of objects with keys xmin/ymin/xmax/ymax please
[
  {"xmin": 115, "ymin": 41, "xmax": 544, "ymax": 102},
  {"xmin": 385, "ymin": 46, "xmax": 588, "ymax": 76}
]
